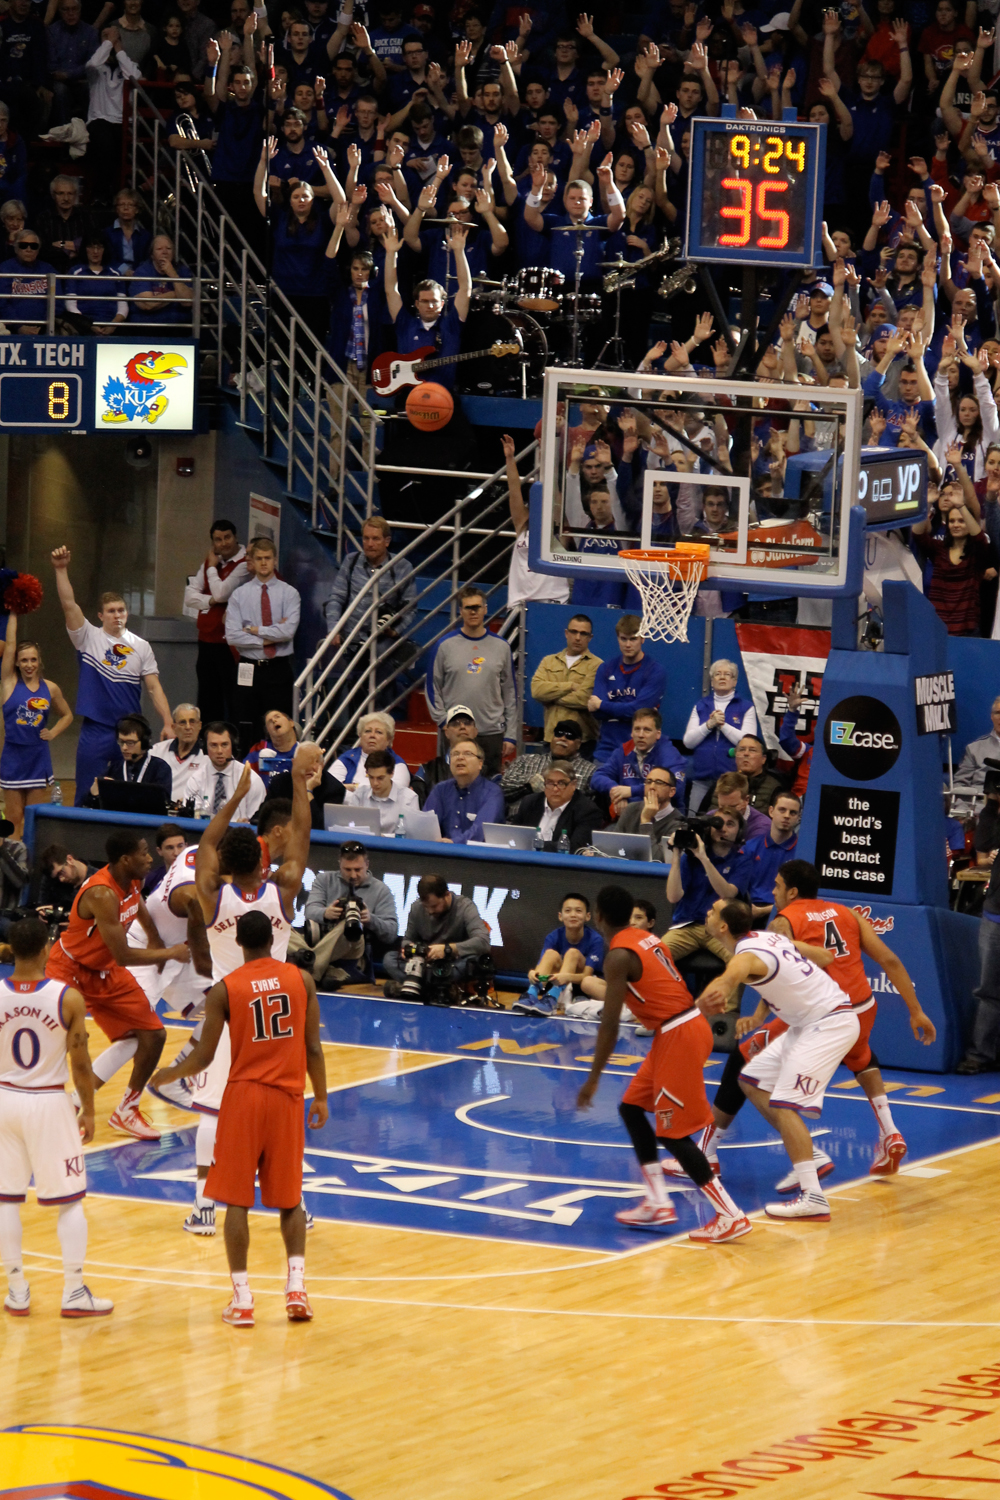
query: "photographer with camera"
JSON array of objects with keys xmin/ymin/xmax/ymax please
[
  {"xmin": 663, "ymin": 810, "xmax": 753, "ymax": 996},
  {"xmin": 35, "ymin": 844, "xmax": 98, "ymax": 914},
  {"xmin": 302, "ymin": 841, "xmax": 398, "ymax": 989},
  {"xmin": 383, "ymin": 874, "xmax": 491, "ymax": 1001}
]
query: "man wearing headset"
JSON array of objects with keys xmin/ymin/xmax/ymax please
[{"xmin": 89, "ymin": 715, "xmax": 174, "ymax": 801}]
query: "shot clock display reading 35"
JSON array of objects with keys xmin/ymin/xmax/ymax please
[{"xmin": 686, "ymin": 118, "xmax": 826, "ymax": 269}]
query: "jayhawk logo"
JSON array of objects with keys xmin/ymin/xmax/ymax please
[
  {"xmin": 15, "ymin": 694, "xmax": 47, "ymax": 728},
  {"xmin": 103, "ymin": 642, "xmax": 134, "ymax": 671},
  {"xmin": 101, "ymin": 350, "xmax": 188, "ymax": 425},
  {"xmin": 466, "ymin": 656, "xmax": 486, "ymax": 675},
  {"xmin": 0, "ymin": 1424, "xmax": 356, "ymax": 1499}
]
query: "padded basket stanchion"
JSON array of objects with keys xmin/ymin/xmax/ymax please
[{"xmin": 617, "ymin": 544, "xmax": 711, "ymax": 643}]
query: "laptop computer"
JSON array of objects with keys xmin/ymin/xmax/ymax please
[
  {"xmin": 483, "ymin": 823, "xmax": 537, "ymax": 851},
  {"xmin": 403, "ymin": 810, "xmax": 442, "ymax": 841},
  {"xmin": 592, "ymin": 830, "xmax": 654, "ymax": 862},
  {"xmin": 98, "ymin": 779, "xmax": 168, "ymax": 817},
  {"xmin": 323, "ymin": 805, "xmax": 383, "ymax": 836}
]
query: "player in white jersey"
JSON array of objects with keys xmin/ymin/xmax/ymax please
[
  {"xmin": 129, "ymin": 829, "xmax": 213, "ymax": 1024},
  {"xmin": 0, "ymin": 918, "xmax": 113, "ymax": 1318},
  {"xmin": 179, "ymin": 748, "xmax": 316, "ymax": 1235},
  {"xmin": 702, "ymin": 898, "xmax": 861, "ymax": 1224}
]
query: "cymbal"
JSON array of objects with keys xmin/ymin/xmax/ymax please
[
  {"xmin": 551, "ymin": 222, "xmax": 613, "ymax": 232},
  {"xmin": 472, "ymin": 274, "xmax": 504, "ymax": 286},
  {"xmin": 599, "ymin": 259, "xmax": 630, "ymax": 267}
]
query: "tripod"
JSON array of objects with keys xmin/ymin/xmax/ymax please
[{"xmin": 594, "ymin": 275, "xmax": 628, "ymax": 370}]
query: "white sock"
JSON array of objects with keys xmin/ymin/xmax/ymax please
[
  {"xmin": 286, "ymin": 1254, "xmax": 305, "ymax": 1292},
  {"xmin": 0, "ymin": 1202, "xmax": 27, "ymax": 1295},
  {"xmin": 117, "ymin": 1086, "xmax": 141, "ymax": 1114},
  {"xmin": 868, "ymin": 1092, "xmax": 897, "ymax": 1137},
  {"xmin": 700, "ymin": 1177, "xmax": 742, "ymax": 1219},
  {"xmin": 195, "ymin": 1116, "xmax": 217, "ymax": 1208},
  {"xmin": 93, "ymin": 1038, "xmax": 138, "ymax": 1085},
  {"xmin": 641, "ymin": 1160, "xmax": 669, "ymax": 1206},
  {"xmin": 700, "ymin": 1122, "xmax": 723, "ymax": 1161},
  {"xmin": 57, "ymin": 1201, "xmax": 87, "ymax": 1297},
  {"xmin": 231, "ymin": 1270, "xmax": 252, "ymax": 1304},
  {"xmin": 796, "ymin": 1160, "xmax": 823, "ymax": 1198}
]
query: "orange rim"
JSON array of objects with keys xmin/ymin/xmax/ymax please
[{"xmin": 618, "ymin": 544, "xmax": 711, "ymax": 583}]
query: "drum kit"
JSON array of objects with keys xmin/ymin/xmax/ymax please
[{"xmin": 458, "ymin": 232, "xmax": 688, "ymax": 394}]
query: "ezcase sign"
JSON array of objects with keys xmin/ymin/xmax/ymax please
[{"xmin": 823, "ymin": 696, "xmax": 903, "ymax": 781}]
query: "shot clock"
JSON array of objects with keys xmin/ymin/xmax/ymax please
[{"xmin": 685, "ymin": 118, "xmax": 826, "ymax": 269}]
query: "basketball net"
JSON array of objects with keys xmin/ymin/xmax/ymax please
[{"xmin": 618, "ymin": 544, "xmax": 711, "ymax": 644}]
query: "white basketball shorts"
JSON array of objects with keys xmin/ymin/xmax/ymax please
[
  {"xmin": 0, "ymin": 1088, "xmax": 87, "ymax": 1204},
  {"xmin": 741, "ymin": 1009, "xmax": 861, "ymax": 1120}
]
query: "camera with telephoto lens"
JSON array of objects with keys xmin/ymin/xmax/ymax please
[
  {"xmin": 670, "ymin": 813, "xmax": 725, "ymax": 853},
  {"xmin": 400, "ymin": 941, "xmax": 460, "ymax": 1004},
  {"xmin": 3, "ymin": 904, "xmax": 67, "ymax": 942},
  {"xmin": 341, "ymin": 884, "xmax": 364, "ymax": 944}
]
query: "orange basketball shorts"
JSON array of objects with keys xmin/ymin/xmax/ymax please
[
  {"xmin": 840, "ymin": 1001, "xmax": 877, "ymax": 1073},
  {"xmin": 45, "ymin": 953, "xmax": 164, "ymax": 1042},
  {"xmin": 206, "ymin": 1079, "xmax": 305, "ymax": 1210},
  {"xmin": 622, "ymin": 1010, "xmax": 714, "ymax": 1139}
]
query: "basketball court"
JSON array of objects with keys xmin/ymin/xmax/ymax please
[{"xmin": 3, "ymin": 997, "xmax": 999, "ymax": 1500}]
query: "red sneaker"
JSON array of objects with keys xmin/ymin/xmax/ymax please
[
  {"xmin": 286, "ymin": 1288, "xmax": 314, "ymax": 1322},
  {"xmin": 222, "ymin": 1297, "xmax": 255, "ymax": 1328},
  {"xmin": 688, "ymin": 1214, "xmax": 752, "ymax": 1245},
  {"xmin": 869, "ymin": 1132, "xmax": 907, "ymax": 1176},
  {"xmin": 108, "ymin": 1101, "xmax": 160, "ymax": 1141},
  {"xmin": 614, "ymin": 1200, "xmax": 678, "ymax": 1231}
]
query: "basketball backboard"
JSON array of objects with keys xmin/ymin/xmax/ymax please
[{"xmin": 528, "ymin": 367, "xmax": 866, "ymax": 600}]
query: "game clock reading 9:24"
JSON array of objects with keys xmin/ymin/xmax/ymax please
[{"xmin": 685, "ymin": 118, "xmax": 826, "ymax": 269}]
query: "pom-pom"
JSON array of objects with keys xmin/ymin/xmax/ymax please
[{"xmin": 3, "ymin": 573, "xmax": 43, "ymax": 615}]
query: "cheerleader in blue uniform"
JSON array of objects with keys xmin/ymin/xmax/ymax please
[{"xmin": 1, "ymin": 611, "xmax": 74, "ymax": 836}]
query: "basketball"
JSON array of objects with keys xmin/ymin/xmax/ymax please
[{"xmin": 405, "ymin": 381, "xmax": 453, "ymax": 431}]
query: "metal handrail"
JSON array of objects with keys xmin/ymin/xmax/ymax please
[
  {"xmin": 128, "ymin": 81, "xmax": 381, "ymax": 548},
  {"xmin": 295, "ymin": 441, "xmax": 538, "ymax": 761}
]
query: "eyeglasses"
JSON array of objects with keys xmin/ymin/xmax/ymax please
[
  {"xmin": 340, "ymin": 841, "xmax": 366, "ymax": 859},
  {"xmin": 646, "ymin": 777, "xmax": 673, "ymax": 789},
  {"xmin": 18, "ymin": 241, "xmax": 39, "ymax": 249},
  {"xmin": 461, "ymin": 603, "xmax": 485, "ymax": 611}
]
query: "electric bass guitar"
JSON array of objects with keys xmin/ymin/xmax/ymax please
[{"xmin": 371, "ymin": 340, "xmax": 520, "ymax": 395}]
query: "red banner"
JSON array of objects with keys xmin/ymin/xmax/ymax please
[{"xmin": 733, "ymin": 623, "xmax": 831, "ymax": 751}]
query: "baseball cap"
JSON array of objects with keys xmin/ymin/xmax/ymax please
[
  {"xmin": 445, "ymin": 704, "xmax": 476, "ymax": 724},
  {"xmin": 413, "ymin": 2, "xmax": 434, "ymax": 14},
  {"xmin": 874, "ymin": 322, "xmax": 896, "ymax": 339},
  {"xmin": 553, "ymin": 720, "xmax": 583, "ymax": 739},
  {"xmin": 811, "ymin": 281, "xmax": 834, "ymax": 298},
  {"xmin": 760, "ymin": 11, "xmax": 791, "ymax": 31}
]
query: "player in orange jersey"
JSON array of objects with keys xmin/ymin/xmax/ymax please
[
  {"xmin": 45, "ymin": 829, "xmax": 191, "ymax": 1141},
  {"xmin": 576, "ymin": 885, "xmax": 751, "ymax": 1245},
  {"xmin": 151, "ymin": 910, "xmax": 328, "ymax": 1328},
  {"xmin": 698, "ymin": 860, "xmax": 936, "ymax": 1189}
]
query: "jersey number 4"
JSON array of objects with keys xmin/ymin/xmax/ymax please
[
  {"xmin": 823, "ymin": 919, "xmax": 849, "ymax": 958},
  {"xmin": 249, "ymin": 993, "xmax": 293, "ymax": 1042}
]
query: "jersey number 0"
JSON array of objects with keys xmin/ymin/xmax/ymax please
[{"xmin": 249, "ymin": 993, "xmax": 293, "ymax": 1042}]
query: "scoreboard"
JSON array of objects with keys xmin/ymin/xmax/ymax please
[
  {"xmin": 0, "ymin": 338, "xmax": 197, "ymax": 432},
  {"xmin": 685, "ymin": 118, "xmax": 826, "ymax": 269}
]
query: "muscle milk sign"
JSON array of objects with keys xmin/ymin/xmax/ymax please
[{"xmin": 914, "ymin": 671, "xmax": 956, "ymax": 736}]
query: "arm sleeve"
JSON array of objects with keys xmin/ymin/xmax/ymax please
[
  {"xmin": 393, "ymin": 560, "xmax": 417, "ymax": 632},
  {"xmin": 206, "ymin": 558, "xmax": 250, "ymax": 603},
  {"xmin": 564, "ymin": 472, "xmax": 587, "ymax": 528},
  {"xmin": 429, "ymin": 639, "xmax": 447, "ymax": 724},
  {"xmin": 589, "ymin": 749, "xmax": 622, "ymax": 796},
  {"xmin": 323, "ymin": 558, "xmax": 352, "ymax": 631},
  {"xmin": 500, "ymin": 644, "xmax": 517, "ymax": 738},
  {"xmin": 451, "ymin": 896, "xmax": 491, "ymax": 958},
  {"xmin": 777, "ymin": 710, "xmax": 805, "ymax": 759},
  {"xmin": 466, "ymin": 782, "xmax": 505, "ymax": 843},
  {"xmin": 683, "ymin": 702, "xmax": 710, "ymax": 748},
  {"xmin": 974, "ymin": 275, "xmax": 997, "ymax": 338},
  {"xmin": 366, "ymin": 882, "xmax": 399, "ymax": 944},
  {"xmin": 862, "ymin": 368, "xmax": 885, "ymax": 399},
  {"xmin": 304, "ymin": 873, "xmax": 333, "ymax": 923},
  {"xmin": 224, "ymin": 596, "xmax": 257, "ymax": 652},
  {"xmin": 634, "ymin": 658, "xmax": 666, "ymax": 712},
  {"xmin": 934, "ymin": 368, "xmax": 958, "ymax": 448},
  {"xmin": 719, "ymin": 702, "xmax": 756, "ymax": 747},
  {"xmin": 975, "ymin": 370, "xmax": 1000, "ymax": 444}
]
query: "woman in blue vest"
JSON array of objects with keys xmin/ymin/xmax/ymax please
[
  {"xmin": 0, "ymin": 610, "xmax": 74, "ymax": 837},
  {"xmin": 682, "ymin": 658, "xmax": 757, "ymax": 814},
  {"xmin": 330, "ymin": 710, "xmax": 411, "ymax": 792}
]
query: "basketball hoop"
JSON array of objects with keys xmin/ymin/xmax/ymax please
[{"xmin": 618, "ymin": 543, "xmax": 711, "ymax": 644}]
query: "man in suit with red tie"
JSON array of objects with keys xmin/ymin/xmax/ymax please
[{"xmin": 225, "ymin": 537, "xmax": 300, "ymax": 753}]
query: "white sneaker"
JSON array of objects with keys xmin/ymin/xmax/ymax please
[
  {"xmin": 61, "ymin": 1284, "xmax": 113, "ymax": 1318},
  {"xmin": 4, "ymin": 1285, "xmax": 29, "ymax": 1317},
  {"xmin": 765, "ymin": 1191, "xmax": 831, "ymax": 1222},
  {"xmin": 614, "ymin": 1199, "xmax": 678, "ymax": 1231},
  {"xmin": 108, "ymin": 1100, "xmax": 160, "ymax": 1141},
  {"xmin": 149, "ymin": 1074, "xmax": 195, "ymax": 1109},
  {"xmin": 183, "ymin": 1204, "xmax": 216, "ymax": 1236},
  {"xmin": 774, "ymin": 1151, "xmax": 834, "ymax": 1194}
]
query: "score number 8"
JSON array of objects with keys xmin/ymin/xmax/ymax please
[
  {"xmin": 47, "ymin": 380, "xmax": 71, "ymax": 420},
  {"xmin": 719, "ymin": 178, "xmax": 789, "ymax": 249}
]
